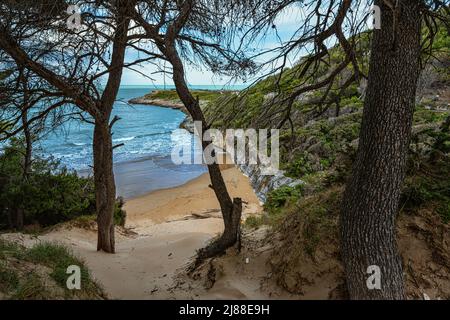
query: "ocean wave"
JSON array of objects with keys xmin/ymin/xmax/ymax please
[
  {"xmin": 113, "ymin": 136, "xmax": 136, "ymax": 142},
  {"xmin": 136, "ymin": 131, "xmax": 173, "ymax": 139},
  {"xmin": 62, "ymin": 142, "xmax": 88, "ymax": 147},
  {"xmin": 112, "ymin": 131, "xmax": 173, "ymax": 143}
]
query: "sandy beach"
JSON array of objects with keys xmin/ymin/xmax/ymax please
[
  {"xmin": 1, "ymin": 164, "xmax": 265, "ymax": 299},
  {"xmin": 124, "ymin": 163, "xmax": 261, "ymax": 227}
]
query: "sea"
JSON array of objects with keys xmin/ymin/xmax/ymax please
[{"xmin": 32, "ymin": 84, "xmax": 246, "ymax": 198}]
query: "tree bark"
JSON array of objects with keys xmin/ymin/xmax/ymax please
[
  {"xmin": 22, "ymin": 109, "xmax": 32, "ymax": 179},
  {"xmin": 11, "ymin": 71, "xmax": 31, "ymax": 231},
  {"xmin": 13, "ymin": 107, "xmax": 32, "ymax": 230},
  {"xmin": 161, "ymin": 22, "xmax": 243, "ymax": 265},
  {"xmin": 93, "ymin": 0, "xmax": 132, "ymax": 253},
  {"xmin": 0, "ymin": 1, "xmax": 133, "ymax": 248},
  {"xmin": 93, "ymin": 120, "xmax": 116, "ymax": 253},
  {"xmin": 340, "ymin": 0, "xmax": 421, "ymax": 299}
]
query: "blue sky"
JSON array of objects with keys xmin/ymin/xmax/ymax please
[
  {"xmin": 121, "ymin": 5, "xmax": 304, "ymax": 87},
  {"xmin": 119, "ymin": 2, "xmax": 372, "ymax": 87}
]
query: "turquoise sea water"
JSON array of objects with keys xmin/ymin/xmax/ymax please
[{"xmin": 31, "ymin": 85, "xmax": 245, "ymax": 198}]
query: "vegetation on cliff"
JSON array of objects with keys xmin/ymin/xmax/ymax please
[{"xmin": 202, "ymin": 27, "xmax": 450, "ymax": 299}]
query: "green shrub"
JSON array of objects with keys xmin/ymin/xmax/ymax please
[
  {"xmin": 284, "ymin": 153, "xmax": 313, "ymax": 178},
  {"xmin": 401, "ymin": 158, "xmax": 450, "ymax": 223},
  {"xmin": 244, "ymin": 215, "xmax": 266, "ymax": 229},
  {"xmin": 0, "ymin": 138, "xmax": 126, "ymax": 230},
  {"xmin": 264, "ymin": 185, "xmax": 303, "ymax": 215},
  {"xmin": 26, "ymin": 242, "xmax": 93, "ymax": 289},
  {"xmin": 114, "ymin": 197, "xmax": 127, "ymax": 227}
]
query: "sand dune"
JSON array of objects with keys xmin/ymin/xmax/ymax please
[{"xmin": 1, "ymin": 166, "xmax": 265, "ymax": 299}]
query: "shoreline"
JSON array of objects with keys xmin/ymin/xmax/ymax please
[
  {"xmin": 127, "ymin": 88, "xmax": 238, "ymax": 111},
  {"xmin": 128, "ymin": 94, "xmax": 194, "ymax": 132},
  {"xmin": 128, "ymin": 96, "xmax": 187, "ymax": 113},
  {"xmin": 78, "ymin": 154, "xmax": 207, "ymax": 200},
  {"xmin": 123, "ymin": 160, "xmax": 261, "ymax": 228},
  {"xmin": 1, "ymin": 162, "xmax": 264, "ymax": 299}
]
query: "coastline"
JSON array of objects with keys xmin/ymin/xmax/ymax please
[
  {"xmin": 127, "ymin": 88, "xmax": 237, "ymax": 112},
  {"xmin": 127, "ymin": 89, "xmax": 238, "ymax": 134},
  {"xmin": 1, "ymin": 92, "xmax": 266, "ymax": 299},
  {"xmin": 1, "ymin": 162, "xmax": 264, "ymax": 299},
  {"xmin": 128, "ymin": 96, "xmax": 187, "ymax": 113},
  {"xmin": 124, "ymin": 163, "xmax": 262, "ymax": 229},
  {"xmin": 127, "ymin": 90, "xmax": 303, "ymax": 202},
  {"xmin": 128, "ymin": 93, "xmax": 194, "ymax": 132},
  {"xmin": 78, "ymin": 155, "xmax": 207, "ymax": 200}
]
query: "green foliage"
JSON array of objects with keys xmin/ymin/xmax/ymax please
[
  {"xmin": 264, "ymin": 185, "xmax": 303, "ymax": 215},
  {"xmin": 0, "ymin": 138, "xmax": 126, "ymax": 230},
  {"xmin": 340, "ymin": 95, "xmax": 363, "ymax": 109},
  {"xmin": 0, "ymin": 239, "xmax": 105, "ymax": 299},
  {"xmin": 402, "ymin": 159, "xmax": 450, "ymax": 223},
  {"xmin": 245, "ymin": 185, "xmax": 304, "ymax": 229},
  {"xmin": 292, "ymin": 187, "xmax": 341, "ymax": 257},
  {"xmin": 214, "ymin": 26, "xmax": 450, "ymax": 232},
  {"xmin": 284, "ymin": 153, "xmax": 314, "ymax": 177},
  {"xmin": 144, "ymin": 89, "xmax": 224, "ymax": 103},
  {"xmin": 114, "ymin": 197, "xmax": 127, "ymax": 227},
  {"xmin": 0, "ymin": 262, "xmax": 19, "ymax": 292},
  {"xmin": 10, "ymin": 273, "xmax": 50, "ymax": 300},
  {"xmin": 26, "ymin": 242, "xmax": 94, "ymax": 291},
  {"xmin": 414, "ymin": 106, "xmax": 450, "ymax": 124},
  {"xmin": 244, "ymin": 215, "xmax": 265, "ymax": 229},
  {"xmin": 282, "ymin": 113, "xmax": 361, "ymax": 180}
]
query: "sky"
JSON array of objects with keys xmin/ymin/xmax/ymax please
[
  {"xmin": 120, "ymin": 5, "xmax": 305, "ymax": 87},
  {"xmin": 119, "ymin": 2, "xmax": 372, "ymax": 87}
]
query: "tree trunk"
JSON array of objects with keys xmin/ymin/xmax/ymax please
[
  {"xmin": 163, "ymin": 40, "xmax": 243, "ymax": 266},
  {"xmin": 12, "ymin": 208, "xmax": 24, "ymax": 230},
  {"xmin": 340, "ymin": 0, "xmax": 421, "ymax": 299},
  {"xmin": 22, "ymin": 108, "xmax": 32, "ymax": 179},
  {"xmin": 92, "ymin": 0, "xmax": 132, "ymax": 253},
  {"xmin": 93, "ymin": 120, "xmax": 116, "ymax": 253},
  {"xmin": 10, "ymin": 69, "xmax": 32, "ymax": 231},
  {"xmin": 10, "ymin": 109, "xmax": 32, "ymax": 231},
  {"xmin": 13, "ymin": 107, "xmax": 32, "ymax": 230}
]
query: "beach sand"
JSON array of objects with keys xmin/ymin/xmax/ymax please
[
  {"xmin": 1, "ymin": 164, "xmax": 266, "ymax": 299},
  {"xmin": 124, "ymin": 164, "xmax": 261, "ymax": 229}
]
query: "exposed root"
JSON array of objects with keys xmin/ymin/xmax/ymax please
[{"xmin": 188, "ymin": 198, "xmax": 243, "ymax": 273}]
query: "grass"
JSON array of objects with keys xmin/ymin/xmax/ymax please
[
  {"xmin": 10, "ymin": 274, "xmax": 50, "ymax": 300},
  {"xmin": 0, "ymin": 239, "xmax": 105, "ymax": 299},
  {"xmin": 0, "ymin": 262, "xmax": 19, "ymax": 293},
  {"xmin": 297, "ymin": 188, "xmax": 341, "ymax": 256},
  {"xmin": 26, "ymin": 242, "xmax": 103, "ymax": 297},
  {"xmin": 245, "ymin": 215, "xmax": 269, "ymax": 229},
  {"xmin": 0, "ymin": 239, "xmax": 22, "ymax": 259}
]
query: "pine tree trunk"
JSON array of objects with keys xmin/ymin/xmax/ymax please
[
  {"xmin": 92, "ymin": 0, "xmax": 131, "ymax": 253},
  {"xmin": 93, "ymin": 120, "xmax": 116, "ymax": 253},
  {"xmin": 340, "ymin": 0, "xmax": 421, "ymax": 299},
  {"xmin": 162, "ymin": 39, "xmax": 243, "ymax": 266},
  {"xmin": 14, "ymin": 108, "xmax": 31, "ymax": 230}
]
